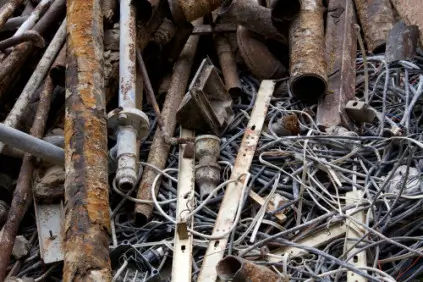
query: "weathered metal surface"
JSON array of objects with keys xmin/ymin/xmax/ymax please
[
  {"xmin": 35, "ymin": 202, "xmax": 64, "ymax": 263},
  {"xmin": 197, "ymin": 80, "xmax": 275, "ymax": 282},
  {"xmin": 385, "ymin": 20, "xmax": 419, "ymax": 63},
  {"xmin": 215, "ymin": 35, "xmax": 241, "ymax": 97},
  {"xmin": 0, "ymin": 30, "xmax": 44, "ymax": 50},
  {"xmin": 270, "ymin": 0, "xmax": 300, "ymax": 33},
  {"xmin": 152, "ymin": 18, "xmax": 177, "ymax": 45},
  {"xmin": 193, "ymin": 23, "xmax": 237, "ymax": 34},
  {"xmin": 34, "ymin": 165, "xmax": 65, "ymax": 203},
  {"xmin": 0, "ymin": 57, "xmax": 54, "ymax": 281},
  {"xmin": 14, "ymin": 0, "xmax": 54, "ymax": 37},
  {"xmin": 50, "ymin": 45, "xmax": 66, "ymax": 86},
  {"xmin": 171, "ymin": 128, "xmax": 195, "ymax": 282},
  {"xmin": 168, "ymin": 0, "xmax": 220, "ymax": 24},
  {"xmin": 135, "ymin": 27, "xmax": 200, "ymax": 225},
  {"xmin": 221, "ymin": 0, "xmax": 288, "ymax": 44},
  {"xmin": 177, "ymin": 58, "xmax": 234, "ymax": 136},
  {"xmin": 0, "ymin": 200, "xmax": 9, "ymax": 228},
  {"xmin": 163, "ymin": 21, "xmax": 193, "ymax": 65},
  {"xmin": 289, "ymin": 0, "xmax": 327, "ymax": 102},
  {"xmin": 345, "ymin": 100, "xmax": 376, "ymax": 123},
  {"xmin": 353, "ymin": 0, "xmax": 395, "ymax": 53},
  {"xmin": 64, "ymin": 0, "xmax": 111, "ymax": 280},
  {"xmin": 0, "ymin": 0, "xmax": 25, "ymax": 30},
  {"xmin": 134, "ymin": 0, "xmax": 160, "ymax": 20},
  {"xmin": 217, "ymin": 256, "xmax": 285, "ymax": 282},
  {"xmin": 195, "ymin": 135, "xmax": 221, "ymax": 199},
  {"xmin": 391, "ymin": 0, "xmax": 423, "ymax": 49},
  {"xmin": 317, "ymin": 0, "xmax": 357, "ymax": 129},
  {"xmin": 237, "ymin": 26, "xmax": 286, "ymax": 79},
  {"xmin": 102, "ymin": 0, "xmax": 117, "ymax": 23}
]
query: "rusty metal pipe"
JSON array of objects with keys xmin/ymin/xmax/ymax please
[
  {"xmin": 215, "ymin": 35, "xmax": 241, "ymax": 97},
  {"xmin": 216, "ymin": 256, "xmax": 284, "ymax": 282},
  {"xmin": 0, "ymin": 0, "xmax": 26, "ymax": 31},
  {"xmin": 237, "ymin": 26, "xmax": 286, "ymax": 79},
  {"xmin": 221, "ymin": 0, "xmax": 288, "ymax": 44},
  {"xmin": 289, "ymin": 0, "xmax": 327, "ymax": 102},
  {"xmin": 134, "ymin": 21, "xmax": 201, "ymax": 225},
  {"xmin": 64, "ymin": 0, "xmax": 111, "ymax": 280},
  {"xmin": 385, "ymin": 20, "xmax": 419, "ymax": 63},
  {"xmin": 0, "ymin": 76, "xmax": 54, "ymax": 281},
  {"xmin": 353, "ymin": 0, "xmax": 395, "ymax": 53},
  {"xmin": 0, "ymin": 16, "xmax": 28, "ymax": 32},
  {"xmin": 168, "ymin": 0, "xmax": 220, "ymax": 24},
  {"xmin": 49, "ymin": 45, "xmax": 66, "ymax": 86},
  {"xmin": 316, "ymin": 0, "xmax": 357, "ymax": 129},
  {"xmin": 0, "ymin": 30, "xmax": 44, "ymax": 50},
  {"xmin": 152, "ymin": 18, "xmax": 176, "ymax": 46},
  {"xmin": 14, "ymin": 0, "xmax": 54, "ymax": 36},
  {"xmin": 390, "ymin": 0, "xmax": 423, "ymax": 49}
]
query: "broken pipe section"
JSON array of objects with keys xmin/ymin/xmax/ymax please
[
  {"xmin": 216, "ymin": 256, "xmax": 287, "ymax": 282},
  {"xmin": 353, "ymin": 0, "xmax": 395, "ymax": 53},
  {"xmin": 289, "ymin": 0, "xmax": 327, "ymax": 102}
]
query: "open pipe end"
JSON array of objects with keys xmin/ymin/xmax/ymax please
[
  {"xmin": 134, "ymin": 212, "xmax": 149, "ymax": 227},
  {"xmin": 290, "ymin": 75, "xmax": 327, "ymax": 103},
  {"xmin": 271, "ymin": 0, "xmax": 301, "ymax": 22},
  {"xmin": 216, "ymin": 256, "xmax": 242, "ymax": 280}
]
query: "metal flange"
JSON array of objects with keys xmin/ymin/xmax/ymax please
[{"xmin": 107, "ymin": 107, "xmax": 150, "ymax": 139}]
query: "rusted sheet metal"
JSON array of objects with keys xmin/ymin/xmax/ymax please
[
  {"xmin": 135, "ymin": 25, "xmax": 201, "ymax": 225},
  {"xmin": 390, "ymin": 0, "xmax": 423, "ymax": 48},
  {"xmin": 168, "ymin": 0, "xmax": 220, "ymax": 24},
  {"xmin": 353, "ymin": 0, "xmax": 394, "ymax": 53},
  {"xmin": 289, "ymin": 0, "xmax": 327, "ymax": 102},
  {"xmin": 316, "ymin": 0, "xmax": 357, "ymax": 129},
  {"xmin": 64, "ymin": 0, "xmax": 111, "ymax": 281},
  {"xmin": 0, "ymin": 30, "xmax": 44, "ymax": 50},
  {"xmin": 0, "ymin": 0, "xmax": 25, "ymax": 30},
  {"xmin": 215, "ymin": 35, "xmax": 241, "ymax": 97},
  {"xmin": 50, "ymin": 45, "xmax": 66, "ymax": 86},
  {"xmin": 386, "ymin": 21, "xmax": 419, "ymax": 63},
  {"xmin": 237, "ymin": 26, "xmax": 286, "ymax": 79},
  {"xmin": 0, "ymin": 70, "xmax": 54, "ymax": 281},
  {"xmin": 221, "ymin": 0, "xmax": 288, "ymax": 44},
  {"xmin": 217, "ymin": 256, "xmax": 286, "ymax": 282}
]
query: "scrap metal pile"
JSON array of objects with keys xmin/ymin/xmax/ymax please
[{"xmin": 0, "ymin": 0, "xmax": 423, "ymax": 281}]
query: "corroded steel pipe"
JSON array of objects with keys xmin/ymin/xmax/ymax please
[
  {"xmin": 237, "ymin": 26, "xmax": 286, "ymax": 79},
  {"xmin": 134, "ymin": 22, "xmax": 201, "ymax": 225},
  {"xmin": 0, "ymin": 76, "xmax": 54, "ymax": 281},
  {"xmin": 216, "ymin": 256, "xmax": 285, "ymax": 282},
  {"xmin": 64, "ymin": 0, "xmax": 111, "ymax": 280},
  {"xmin": 317, "ymin": 0, "xmax": 357, "ymax": 129},
  {"xmin": 168, "ymin": 0, "xmax": 220, "ymax": 24},
  {"xmin": 221, "ymin": 0, "xmax": 288, "ymax": 44},
  {"xmin": 353, "ymin": 0, "xmax": 395, "ymax": 53},
  {"xmin": 390, "ymin": 0, "xmax": 423, "ymax": 49},
  {"xmin": 14, "ymin": 0, "xmax": 54, "ymax": 36},
  {"xmin": 289, "ymin": 0, "xmax": 327, "ymax": 102},
  {"xmin": 0, "ymin": 30, "xmax": 44, "ymax": 50},
  {"xmin": 0, "ymin": 0, "xmax": 26, "ymax": 30},
  {"xmin": 215, "ymin": 35, "xmax": 241, "ymax": 97},
  {"xmin": 49, "ymin": 45, "xmax": 66, "ymax": 86}
]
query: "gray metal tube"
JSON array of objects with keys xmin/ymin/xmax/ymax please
[{"xmin": 0, "ymin": 123, "xmax": 64, "ymax": 165}]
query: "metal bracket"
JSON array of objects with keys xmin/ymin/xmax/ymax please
[{"xmin": 345, "ymin": 100, "xmax": 376, "ymax": 123}]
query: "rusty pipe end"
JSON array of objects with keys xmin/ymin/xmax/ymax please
[
  {"xmin": 290, "ymin": 74, "xmax": 327, "ymax": 102},
  {"xmin": 271, "ymin": 0, "xmax": 301, "ymax": 22},
  {"xmin": 216, "ymin": 256, "xmax": 244, "ymax": 280}
]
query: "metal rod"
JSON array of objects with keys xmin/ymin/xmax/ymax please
[
  {"xmin": 0, "ymin": 75, "xmax": 54, "ymax": 281},
  {"xmin": 0, "ymin": 0, "xmax": 26, "ymax": 31},
  {"xmin": 0, "ymin": 123, "xmax": 64, "ymax": 165},
  {"xmin": 63, "ymin": 0, "xmax": 112, "ymax": 280},
  {"xmin": 14, "ymin": 0, "xmax": 54, "ymax": 36},
  {"xmin": 134, "ymin": 21, "xmax": 201, "ymax": 225}
]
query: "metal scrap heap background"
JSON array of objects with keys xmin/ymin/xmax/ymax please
[{"xmin": 0, "ymin": 0, "xmax": 422, "ymax": 281}]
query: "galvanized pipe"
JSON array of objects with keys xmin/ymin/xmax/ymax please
[
  {"xmin": 64, "ymin": 0, "xmax": 111, "ymax": 280},
  {"xmin": 0, "ymin": 123, "xmax": 64, "ymax": 165},
  {"xmin": 134, "ymin": 20, "xmax": 201, "ymax": 225},
  {"xmin": 353, "ymin": 0, "xmax": 395, "ymax": 53},
  {"xmin": 289, "ymin": 0, "xmax": 327, "ymax": 102},
  {"xmin": 110, "ymin": 0, "xmax": 149, "ymax": 191}
]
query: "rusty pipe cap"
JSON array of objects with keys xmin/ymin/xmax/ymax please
[{"xmin": 195, "ymin": 135, "xmax": 220, "ymax": 160}]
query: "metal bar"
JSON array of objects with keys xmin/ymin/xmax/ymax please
[
  {"xmin": 171, "ymin": 128, "xmax": 195, "ymax": 282},
  {"xmin": 0, "ymin": 123, "xmax": 64, "ymax": 165},
  {"xmin": 0, "ymin": 0, "xmax": 26, "ymax": 31},
  {"xmin": 14, "ymin": 0, "xmax": 54, "ymax": 36},
  {"xmin": 135, "ymin": 24, "xmax": 201, "ymax": 225},
  {"xmin": 317, "ymin": 0, "xmax": 357, "ymax": 129},
  {"xmin": 289, "ymin": 0, "xmax": 327, "ymax": 102},
  {"xmin": 353, "ymin": 0, "xmax": 395, "ymax": 53},
  {"xmin": 197, "ymin": 80, "xmax": 275, "ymax": 282},
  {"xmin": 63, "ymin": 0, "xmax": 111, "ymax": 280},
  {"xmin": 0, "ymin": 68, "xmax": 54, "ymax": 281},
  {"xmin": 0, "ymin": 20, "xmax": 66, "ymax": 154},
  {"xmin": 390, "ymin": 0, "xmax": 423, "ymax": 49}
]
